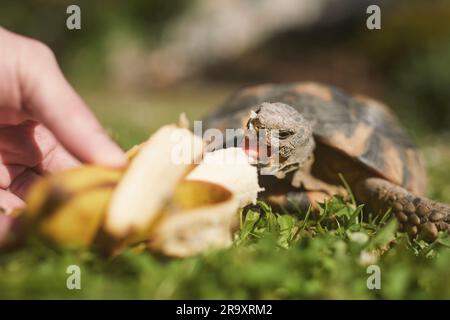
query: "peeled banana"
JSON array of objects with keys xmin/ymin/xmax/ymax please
[
  {"xmin": 148, "ymin": 180, "xmax": 239, "ymax": 257},
  {"xmin": 105, "ymin": 125, "xmax": 204, "ymax": 240},
  {"xmin": 186, "ymin": 147, "xmax": 263, "ymax": 207},
  {"xmin": 15, "ymin": 121, "xmax": 262, "ymax": 257}
]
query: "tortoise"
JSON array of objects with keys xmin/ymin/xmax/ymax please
[{"xmin": 201, "ymin": 82, "xmax": 450, "ymax": 241}]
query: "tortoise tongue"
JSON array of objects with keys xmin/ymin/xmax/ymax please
[
  {"xmin": 242, "ymin": 136, "xmax": 271, "ymax": 163},
  {"xmin": 243, "ymin": 144, "xmax": 259, "ymax": 161}
]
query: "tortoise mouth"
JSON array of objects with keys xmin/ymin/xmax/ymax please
[
  {"xmin": 245, "ymin": 118, "xmax": 269, "ymax": 159},
  {"xmin": 244, "ymin": 116, "xmax": 292, "ymax": 174},
  {"xmin": 242, "ymin": 135, "xmax": 276, "ymax": 165},
  {"xmin": 241, "ymin": 136, "xmax": 292, "ymax": 178},
  {"xmin": 242, "ymin": 137, "xmax": 272, "ymax": 163}
]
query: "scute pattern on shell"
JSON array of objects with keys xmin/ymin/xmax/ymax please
[{"xmin": 202, "ymin": 82, "xmax": 426, "ymax": 195}]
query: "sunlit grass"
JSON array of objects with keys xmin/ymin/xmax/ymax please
[{"xmin": 0, "ymin": 199, "xmax": 449, "ymax": 299}]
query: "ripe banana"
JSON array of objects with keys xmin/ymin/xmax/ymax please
[
  {"xmin": 186, "ymin": 147, "xmax": 263, "ymax": 207},
  {"xmin": 148, "ymin": 180, "xmax": 240, "ymax": 257},
  {"xmin": 25, "ymin": 166, "xmax": 122, "ymax": 249},
  {"xmin": 16, "ymin": 121, "xmax": 261, "ymax": 257},
  {"xmin": 105, "ymin": 124, "xmax": 204, "ymax": 241}
]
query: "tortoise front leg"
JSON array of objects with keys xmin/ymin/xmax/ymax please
[
  {"xmin": 265, "ymin": 191, "xmax": 330, "ymax": 213},
  {"xmin": 356, "ymin": 177, "xmax": 450, "ymax": 242}
]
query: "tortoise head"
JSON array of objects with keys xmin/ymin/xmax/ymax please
[{"xmin": 245, "ymin": 102, "xmax": 315, "ymax": 178}]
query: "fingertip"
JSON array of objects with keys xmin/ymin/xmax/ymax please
[{"xmin": 89, "ymin": 135, "xmax": 127, "ymax": 168}]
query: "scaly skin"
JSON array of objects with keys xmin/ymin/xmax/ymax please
[{"xmin": 357, "ymin": 178, "xmax": 450, "ymax": 242}]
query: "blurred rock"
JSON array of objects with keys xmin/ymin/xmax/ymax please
[{"xmin": 110, "ymin": 0, "xmax": 386, "ymax": 88}]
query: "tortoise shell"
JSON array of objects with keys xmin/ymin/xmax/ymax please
[{"xmin": 202, "ymin": 82, "xmax": 426, "ymax": 195}]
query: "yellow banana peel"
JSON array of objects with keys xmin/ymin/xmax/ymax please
[
  {"xmin": 24, "ymin": 166, "xmax": 122, "ymax": 249},
  {"xmin": 148, "ymin": 180, "xmax": 239, "ymax": 257}
]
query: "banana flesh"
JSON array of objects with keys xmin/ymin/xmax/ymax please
[
  {"xmin": 148, "ymin": 180, "xmax": 239, "ymax": 257},
  {"xmin": 105, "ymin": 125, "xmax": 204, "ymax": 240},
  {"xmin": 186, "ymin": 147, "xmax": 263, "ymax": 207}
]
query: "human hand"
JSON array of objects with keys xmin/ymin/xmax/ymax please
[{"xmin": 0, "ymin": 28, "xmax": 126, "ymax": 213}]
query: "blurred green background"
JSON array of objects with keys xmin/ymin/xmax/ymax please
[
  {"xmin": 1, "ymin": 0, "xmax": 450, "ymax": 299},
  {"xmin": 1, "ymin": 0, "xmax": 449, "ymax": 201}
]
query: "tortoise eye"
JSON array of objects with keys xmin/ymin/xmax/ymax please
[{"xmin": 273, "ymin": 130, "xmax": 291, "ymax": 140}]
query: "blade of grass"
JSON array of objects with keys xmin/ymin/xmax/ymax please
[
  {"xmin": 346, "ymin": 204, "xmax": 365, "ymax": 228},
  {"xmin": 338, "ymin": 173, "xmax": 356, "ymax": 207},
  {"xmin": 298, "ymin": 205, "xmax": 312, "ymax": 238}
]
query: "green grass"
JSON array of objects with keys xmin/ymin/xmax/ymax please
[
  {"xmin": 1, "ymin": 200, "xmax": 449, "ymax": 299},
  {"xmin": 0, "ymin": 85, "xmax": 449, "ymax": 299}
]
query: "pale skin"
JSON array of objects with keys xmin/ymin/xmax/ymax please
[{"xmin": 0, "ymin": 28, "xmax": 126, "ymax": 213}]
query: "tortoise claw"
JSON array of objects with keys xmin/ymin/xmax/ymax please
[{"xmin": 358, "ymin": 178, "xmax": 450, "ymax": 242}]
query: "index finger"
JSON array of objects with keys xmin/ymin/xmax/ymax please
[{"xmin": 18, "ymin": 40, "xmax": 126, "ymax": 168}]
